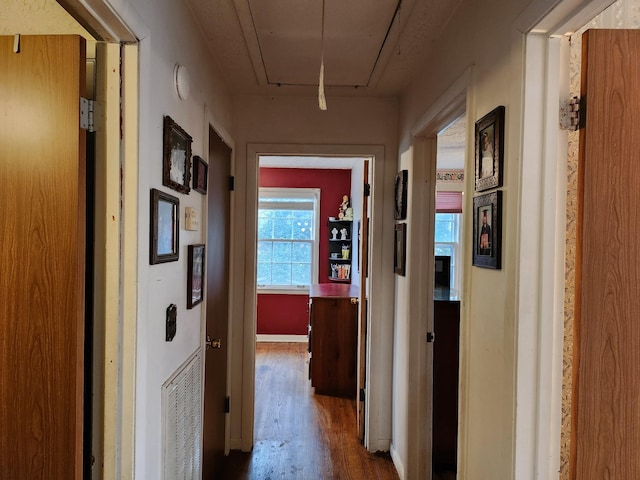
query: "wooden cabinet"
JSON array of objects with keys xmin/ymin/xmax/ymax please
[
  {"xmin": 308, "ymin": 283, "xmax": 358, "ymax": 397},
  {"xmin": 328, "ymin": 219, "xmax": 352, "ymax": 282}
]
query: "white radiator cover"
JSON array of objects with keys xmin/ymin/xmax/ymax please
[{"xmin": 162, "ymin": 350, "xmax": 202, "ymax": 480}]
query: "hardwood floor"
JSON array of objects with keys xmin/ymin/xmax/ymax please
[{"xmin": 217, "ymin": 342, "xmax": 399, "ymax": 480}]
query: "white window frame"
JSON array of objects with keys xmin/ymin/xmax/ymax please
[
  {"xmin": 256, "ymin": 187, "xmax": 320, "ymax": 294},
  {"xmin": 434, "ymin": 212, "xmax": 462, "ymax": 292}
]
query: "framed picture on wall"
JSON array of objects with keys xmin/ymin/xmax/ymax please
[
  {"xmin": 394, "ymin": 222, "xmax": 406, "ymax": 276},
  {"xmin": 192, "ymin": 155, "xmax": 208, "ymax": 194},
  {"xmin": 187, "ymin": 244, "xmax": 205, "ymax": 308},
  {"xmin": 394, "ymin": 170, "xmax": 408, "ymax": 220},
  {"xmin": 474, "ymin": 106, "xmax": 505, "ymax": 192},
  {"xmin": 150, "ymin": 188, "xmax": 180, "ymax": 264},
  {"xmin": 472, "ymin": 191, "xmax": 502, "ymax": 269},
  {"xmin": 163, "ymin": 115, "xmax": 192, "ymax": 194}
]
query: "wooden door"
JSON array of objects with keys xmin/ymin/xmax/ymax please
[
  {"xmin": 0, "ymin": 35, "xmax": 86, "ymax": 479},
  {"xmin": 202, "ymin": 127, "xmax": 232, "ymax": 478},
  {"xmin": 357, "ymin": 160, "xmax": 369, "ymax": 441},
  {"xmin": 572, "ymin": 29, "xmax": 640, "ymax": 479}
]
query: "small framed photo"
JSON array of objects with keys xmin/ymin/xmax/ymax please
[
  {"xmin": 150, "ymin": 188, "xmax": 179, "ymax": 264},
  {"xmin": 475, "ymin": 106, "xmax": 505, "ymax": 192},
  {"xmin": 192, "ymin": 155, "xmax": 208, "ymax": 194},
  {"xmin": 472, "ymin": 191, "xmax": 502, "ymax": 269},
  {"xmin": 187, "ymin": 244, "xmax": 205, "ymax": 309},
  {"xmin": 163, "ymin": 115, "xmax": 192, "ymax": 194},
  {"xmin": 394, "ymin": 222, "xmax": 406, "ymax": 276},
  {"xmin": 394, "ymin": 170, "xmax": 408, "ymax": 220}
]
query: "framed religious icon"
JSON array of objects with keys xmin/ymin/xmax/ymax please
[
  {"xmin": 192, "ymin": 155, "xmax": 208, "ymax": 194},
  {"xmin": 472, "ymin": 191, "xmax": 502, "ymax": 269},
  {"xmin": 187, "ymin": 244, "xmax": 205, "ymax": 308},
  {"xmin": 150, "ymin": 188, "xmax": 180, "ymax": 264},
  {"xmin": 394, "ymin": 170, "xmax": 408, "ymax": 220},
  {"xmin": 163, "ymin": 115, "xmax": 192, "ymax": 194},
  {"xmin": 474, "ymin": 106, "xmax": 505, "ymax": 192}
]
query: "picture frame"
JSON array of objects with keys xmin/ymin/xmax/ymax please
[
  {"xmin": 474, "ymin": 106, "xmax": 505, "ymax": 192},
  {"xmin": 150, "ymin": 188, "xmax": 180, "ymax": 264},
  {"xmin": 394, "ymin": 170, "xmax": 408, "ymax": 220},
  {"xmin": 187, "ymin": 244, "xmax": 205, "ymax": 309},
  {"xmin": 163, "ymin": 115, "xmax": 192, "ymax": 194},
  {"xmin": 192, "ymin": 155, "xmax": 208, "ymax": 194},
  {"xmin": 472, "ymin": 191, "xmax": 502, "ymax": 269},
  {"xmin": 394, "ymin": 222, "xmax": 406, "ymax": 276}
]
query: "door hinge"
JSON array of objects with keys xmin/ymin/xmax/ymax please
[
  {"xmin": 560, "ymin": 96, "xmax": 584, "ymax": 131},
  {"xmin": 80, "ymin": 97, "xmax": 95, "ymax": 132},
  {"xmin": 427, "ymin": 331, "xmax": 435, "ymax": 343},
  {"xmin": 224, "ymin": 396, "xmax": 230, "ymax": 413},
  {"xmin": 364, "ymin": 183, "xmax": 371, "ymax": 197},
  {"xmin": 229, "ymin": 175, "xmax": 235, "ymax": 191},
  {"xmin": 359, "ymin": 388, "xmax": 365, "ymax": 402}
]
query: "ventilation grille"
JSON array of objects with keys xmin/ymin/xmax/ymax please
[{"xmin": 162, "ymin": 350, "xmax": 202, "ymax": 480}]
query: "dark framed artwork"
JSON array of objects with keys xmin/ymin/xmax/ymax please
[
  {"xmin": 474, "ymin": 106, "xmax": 505, "ymax": 192},
  {"xmin": 187, "ymin": 244, "xmax": 205, "ymax": 309},
  {"xmin": 163, "ymin": 115, "xmax": 192, "ymax": 194},
  {"xmin": 394, "ymin": 170, "xmax": 408, "ymax": 220},
  {"xmin": 150, "ymin": 188, "xmax": 180, "ymax": 264},
  {"xmin": 472, "ymin": 190, "xmax": 502, "ymax": 269},
  {"xmin": 192, "ymin": 155, "xmax": 208, "ymax": 194},
  {"xmin": 394, "ymin": 222, "xmax": 406, "ymax": 276}
]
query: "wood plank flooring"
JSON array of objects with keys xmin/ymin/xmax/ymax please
[{"xmin": 217, "ymin": 342, "xmax": 399, "ymax": 480}]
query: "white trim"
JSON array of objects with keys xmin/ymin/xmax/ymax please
[
  {"xmin": 256, "ymin": 334, "xmax": 308, "ymax": 343},
  {"xmin": 407, "ymin": 69, "xmax": 470, "ymax": 480},
  {"xmin": 390, "ymin": 443, "xmax": 406, "ymax": 480},
  {"xmin": 240, "ymin": 143, "xmax": 391, "ymax": 455}
]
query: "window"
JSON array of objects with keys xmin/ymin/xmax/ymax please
[
  {"xmin": 257, "ymin": 188, "xmax": 320, "ymax": 291},
  {"xmin": 434, "ymin": 213, "xmax": 461, "ymax": 289}
]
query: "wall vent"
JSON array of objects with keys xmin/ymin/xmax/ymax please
[{"xmin": 162, "ymin": 350, "xmax": 202, "ymax": 480}]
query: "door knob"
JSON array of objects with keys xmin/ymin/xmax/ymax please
[{"xmin": 206, "ymin": 335, "xmax": 222, "ymax": 350}]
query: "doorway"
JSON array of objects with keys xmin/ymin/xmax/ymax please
[{"xmin": 236, "ymin": 144, "xmax": 391, "ymax": 454}]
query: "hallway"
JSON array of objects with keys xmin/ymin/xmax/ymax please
[{"xmin": 218, "ymin": 343, "xmax": 399, "ymax": 480}]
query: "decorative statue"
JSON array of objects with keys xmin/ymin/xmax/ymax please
[
  {"xmin": 331, "ymin": 227, "xmax": 338, "ymax": 240},
  {"xmin": 340, "ymin": 228, "xmax": 348, "ymax": 240},
  {"xmin": 338, "ymin": 195, "xmax": 350, "ymax": 219}
]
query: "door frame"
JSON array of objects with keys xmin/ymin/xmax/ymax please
[
  {"xmin": 53, "ymin": 1, "xmax": 142, "ymax": 478},
  {"xmin": 515, "ymin": 0, "xmax": 614, "ymax": 478},
  {"xmin": 236, "ymin": 143, "xmax": 393, "ymax": 453},
  {"xmin": 408, "ymin": 67, "xmax": 469, "ymax": 479}
]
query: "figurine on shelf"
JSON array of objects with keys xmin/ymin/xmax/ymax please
[
  {"xmin": 338, "ymin": 195, "xmax": 350, "ymax": 219},
  {"xmin": 331, "ymin": 227, "xmax": 338, "ymax": 240},
  {"xmin": 340, "ymin": 228, "xmax": 348, "ymax": 240}
]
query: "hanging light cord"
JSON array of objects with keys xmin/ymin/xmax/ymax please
[{"xmin": 318, "ymin": 0, "xmax": 327, "ymax": 110}]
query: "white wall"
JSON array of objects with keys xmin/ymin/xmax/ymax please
[
  {"xmin": 231, "ymin": 95, "xmax": 399, "ymax": 451},
  {"xmin": 108, "ymin": 0, "xmax": 233, "ymax": 478},
  {"xmin": 395, "ymin": 0, "xmax": 535, "ymax": 477}
]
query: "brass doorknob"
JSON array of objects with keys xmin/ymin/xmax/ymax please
[{"xmin": 206, "ymin": 335, "xmax": 222, "ymax": 349}]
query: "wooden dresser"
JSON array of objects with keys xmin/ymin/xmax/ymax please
[{"xmin": 308, "ymin": 283, "xmax": 359, "ymax": 397}]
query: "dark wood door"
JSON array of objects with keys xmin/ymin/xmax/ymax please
[
  {"xmin": 0, "ymin": 35, "xmax": 86, "ymax": 479},
  {"xmin": 202, "ymin": 127, "xmax": 232, "ymax": 478},
  {"xmin": 572, "ymin": 29, "xmax": 640, "ymax": 479},
  {"xmin": 357, "ymin": 159, "xmax": 369, "ymax": 441}
]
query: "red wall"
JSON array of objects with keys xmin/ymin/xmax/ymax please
[{"xmin": 258, "ymin": 167, "xmax": 351, "ymax": 335}]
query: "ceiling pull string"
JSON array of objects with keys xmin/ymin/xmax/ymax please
[{"xmin": 318, "ymin": 0, "xmax": 327, "ymax": 110}]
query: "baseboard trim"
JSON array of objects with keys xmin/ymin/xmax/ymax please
[
  {"xmin": 390, "ymin": 443, "xmax": 406, "ymax": 480},
  {"xmin": 256, "ymin": 334, "xmax": 308, "ymax": 343}
]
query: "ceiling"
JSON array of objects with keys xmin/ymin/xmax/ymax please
[{"xmin": 186, "ymin": 0, "xmax": 463, "ymax": 96}]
